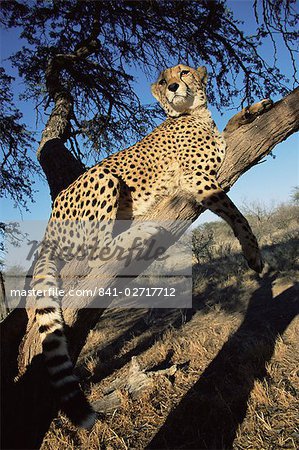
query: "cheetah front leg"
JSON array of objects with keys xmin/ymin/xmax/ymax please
[
  {"xmin": 224, "ymin": 98, "xmax": 273, "ymax": 134},
  {"xmin": 202, "ymin": 189, "xmax": 263, "ymax": 272},
  {"xmin": 181, "ymin": 174, "xmax": 263, "ymax": 272}
]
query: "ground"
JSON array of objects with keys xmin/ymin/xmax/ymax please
[{"xmin": 40, "ymin": 201, "xmax": 298, "ymax": 450}]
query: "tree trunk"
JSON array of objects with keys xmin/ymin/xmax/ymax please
[
  {"xmin": 0, "ymin": 272, "xmax": 9, "ymax": 320},
  {"xmin": 39, "ymin": 139, "xmax": 86, "ymax": 202},
  {"xmin": 1, "ymin": 87, "xmax": 298, "ymax": 449}
]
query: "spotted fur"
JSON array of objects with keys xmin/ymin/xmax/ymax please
[{"xmin": 32, "ymin": 64, "xmax": 265, "ymax": 428}]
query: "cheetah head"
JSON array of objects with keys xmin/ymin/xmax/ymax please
[{"xmin": 151, "ymin": 64, "xmax": 208, "ymax": 118}]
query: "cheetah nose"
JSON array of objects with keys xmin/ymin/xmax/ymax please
[{"xmin": 168, "ymin": 83, "xmax": 179, "ymax": 92}]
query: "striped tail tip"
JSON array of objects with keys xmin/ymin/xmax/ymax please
[{"xmin": 61, "ymin": 390, "xmax": 97, "ymax": 429}]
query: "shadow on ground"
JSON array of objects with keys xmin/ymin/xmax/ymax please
[
  {"xmin": 146, "ymin": 272, "xmax": 299, "ymax": 449},
  {"xmin": 85, "ymin": 307, "xmax": 197, "ymax": 383},
  {"xmin": 82, "ymin": 249, "xmax": 254, "ymax": 383}
]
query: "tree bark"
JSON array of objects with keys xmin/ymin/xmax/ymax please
[
  {"xmin": 1, "ymin": 87, "xmax": 298, "ymax": 449},
  {"xmin": 36, "ymin": 55, "xmax": 87, "ymax": 200},
  {"xmin": 39, "ymin": 139, "xmax": 86, "ymax": 202},
  {"xmin": 0, "ymin": 271, "xmax": 9, "ymax": 319}
]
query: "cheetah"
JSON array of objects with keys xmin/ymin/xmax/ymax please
[{"xmin": 32, "ymin": 64, "xmax": 269, "ymax": 428}]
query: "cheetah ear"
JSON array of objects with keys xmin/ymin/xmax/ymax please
[
  {"xmin": 197, "ymin": 66, "xmax": 208, "ymax": 86},
  {"xmin": 151, "ymin": 82, "xmax": 160, "ymax": 101}
]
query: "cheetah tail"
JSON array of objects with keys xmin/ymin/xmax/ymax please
[
  {"xmin": 36, "ymin": 303, "xmax": 97, "ymax": 428},
  {"xmin": 38, "ymin": 310, "xmax": 96, "ymax": 428},
  {"xmin": 32, "ymin": 225, "xmax": 97, "ymax": 428}
]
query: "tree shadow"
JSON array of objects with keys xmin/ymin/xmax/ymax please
[
  {"xmin": 68, "ymin": 237, "xmax": 299, "ymax": 387},
  {"xmin": 192, "ymin": 236, "xmax": 299, "ymax": 314},
  {"xmin": 82, "ymin": 248, "xmax": 255, "ymax": 384},
  {"xmin": 82, "ymin": 248, "xmax": 269, "ymax": 384},
  {"xmin": 147, "ymin": 272, "xmax": 299, "ymax": 449},
  {"xmin": 87, "ymin": 308, "xmax": 196, "ymax": 383}
]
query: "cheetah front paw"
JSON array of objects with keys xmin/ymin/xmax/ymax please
[
  {"xmin": 245, "ymin": 98, "xmax": 273, "ymax": 120},
  {"xmin": 243, "ymin": 245, "xmax": 264, "ymax": 273}
]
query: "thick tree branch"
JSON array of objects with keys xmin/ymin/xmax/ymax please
[
  {"xmin": 220, "ymin": 87, "xmax": 299, "ymax": 187},
  {"xmin": 37, "ymin": 11, "xmax": 103, "ymax": 158},
  {"xmin": 1, "ymin": 88, "xmax": 298, "ymax": 449},
  {"xmin": 37, "ymin": 12, "xmax": 104, "ymax": 191}
]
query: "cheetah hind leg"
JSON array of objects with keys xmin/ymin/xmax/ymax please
[{"xmin": 199, "ymin": 184, "xmax": 264, "ymax": 273}]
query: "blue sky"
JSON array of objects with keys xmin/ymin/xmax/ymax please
[{"xmin": 1, "ymin": 0, "xmax": 298, "ymax": 225}]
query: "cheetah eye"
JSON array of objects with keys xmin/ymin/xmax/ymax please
[
  {"xmin": 159, "ymin": 79, "xmax": 166, "ymax": 86},
  {"xmin": 181, "ymin": 70, "xmax": 190, "ymax": 76}
]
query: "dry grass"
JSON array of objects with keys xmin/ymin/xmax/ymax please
[{"xmin": 41, "ymin": 203, "xmax": 299, "ymax": 450}]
